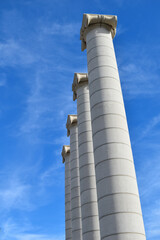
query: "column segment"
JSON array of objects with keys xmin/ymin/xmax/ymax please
[
  {"xmin": 72, "ymin": 73, "xmax": 101, "ymax": 240},
  {"xmin": 80, "ymin": 13, "xmax": 146, "ymax": 240},
  {"xmin": 62, "ymin": 145, "xmax": 72, "ymax": 240},
  {"xmin": 66, "ymin": 115, "xmax": 82, "ymax": 240}
]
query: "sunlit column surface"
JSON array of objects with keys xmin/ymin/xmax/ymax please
[
  {"xmin": 62, "ymin": 145, "xmax": 72, "ymax": 240},
  {"xmin": 66, "ymin": 115, "xmax": 82, "ymax": 240},
  {"xmin": 72, "ymin": 73, "xmax": 101, "ymax": 240},
  {"xmin": 80, "ymin": 13, "xmax": 146, "ymax": 240}
]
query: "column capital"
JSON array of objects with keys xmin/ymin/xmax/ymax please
[
  {"xmin": 61, "ymin": 145, "xmax": 70, "ymax": 163},
  {"xmin": 72, "ymin": 73, "xmax": 88, "ymax": 101},
  {"xmin": 80, "ymin": 13, "xmax": 117, "ymax": 51},
  {"xmin": 66, "ymin": 114, "xmax": 77, "ymax": 136}
]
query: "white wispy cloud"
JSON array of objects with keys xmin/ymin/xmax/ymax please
[
  {"xmin": 117, "ymin": 43, "xmax": 160, "ymax": 98},
  {"xmin": 14, "ymin": 234, "xmax": 64, "ymax": 240},
  {"xmin": 42, "ymin": 22, "xmax": 80, "ymax": 37},
  {"xmin": 0, "ymin": 39, "xmax": 37, "ymax": 67},
  {"xmin": 0, "ymin": 9, "xmax": 82, "ymax": 146},
  {"xmin": 134, "ymin": 122, "xmax": 160, "ymax": 239},
  {"xmin": 139, "ymin": 161, "xmax": 160, "ymax": 199},
  {"xmin": 0, "ymin": 154, "xmax": 64, "ymax": 213},
  {"xmin": 140, "ymin": 114, "xmax": 160, "ymax": 140},
  {"xmin": 134, "ymin": 115, "xmax": 160, "ymax": 198},
  {"xmin": 116, "ymin": 24, "xmax": 127, "ymax": 36},
  {"xmin": 0, "ymin": 174, "xmax": 33, "ymax": 211},
  {"xmin": 143, "ymin": 199, "xmax": 160, "ymax": 239},
  {"xmin": 131, "ymin": 113, "xmax": 160, "ymax": 145},
  {"xmin": 4, "ymin": 21, "xmax": 79, "ymax": 144},
  {"xmin": 137, "ymin": 154, "xmax": 160, "ymax": 239},
  {"xmin": 40, "ymin": 162, "xmax": 64, "ymax": 187},
  {"xmin": 0, "ymin": 73, "xmax": 7, "ymax": 86},
  {"xmin": 1, "ymin": 219, "xmax": 64, "ymax": 240},
  {"xmin": 0, "ymin": 79, "xmax": 6, "ymax": 86},
  {"xmin": 18, "ymin": 68, "xmax": 76, "ymax": 144}
]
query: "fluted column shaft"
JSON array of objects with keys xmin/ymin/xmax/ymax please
[
  {"xmin": 85, "ymin": 25, "xmax": 146, "ymax": 240},
  {"xmin": 77, "ymin": 83, "xmax": 101, "ymax": 240},
  {"xmin": 65, "ymin": 154, "xmax": 72, "ymax": 240},
  {"xmin": 70, "ymin": 125, "xmax": 82, "ymax": 240}
]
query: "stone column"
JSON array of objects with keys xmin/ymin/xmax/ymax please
[
  {"xmin": 72, "ymin": 73, "xmax": 101, "ymax": 240},
  {"xmin": 62, "ymin": 145, "xmax": 72, "ymax": 240},
  {"xmin": 80, "ymin": 13, "xmax": 146, "ymax": 240},
  {"xmin": 66, "ymin": 115, "xmax": 82, "ymax": 240}
]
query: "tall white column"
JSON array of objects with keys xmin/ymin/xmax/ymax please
[
  {"xmin": 62, "ymin": 145, "xmax": 72, "ymax": 240},
  {"xmin": 80, "ymin": 14, "xmax": 146, "ymax": 240},
  {"xmin": 72, "ymin": 73, "xmax": 101, "ymax": 240},
  {"xmin": 66, "ymin": 115, "xmax": 82, "ymax": 240}
]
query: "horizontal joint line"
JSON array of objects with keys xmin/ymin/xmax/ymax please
[
  {"xmin": 90, "ymin": 87, "xmax": 121, "ymax": 98},
  {"xmin": 89, "ymin": 76, "xmax": 119, "ymax": 87},
  {"xmin": 91, "ymin": 100, "xmax": 123, "ymax": 111},
  {"xmin": 95, "ymin": 158, "xmax": 133, "ymax": 168},
  {"xmin": 78, "ymin": 119, "xmax": 91, "ymax": 127},
  {"xmin": 88, "ymin": 65, "xmax": 118, "ymax": 75},
  {"xmin": 94, "ymin": 142, "xmax": 131, "ymax": 152},
  {"xmin": 80, "ymin": 175, "xmax": 96, "ymax": 182},
  {"xmin": 87, "ymin": 35, "xmax": 111, "ymax": 45},
  {"xmin": 87, "ymin": 45, "xmax": 113, "ymax": 54},
  {"xmin": 98, "ymin": 192, "xmax": 139, "ymax": 202},
  {"xmin": 79, "ymin": 152, "xmax": 93, "ymax": 158},
  {"xmin": 92, "ymin": 113, "xmax": 126, "ymax": 124},
  {"xmin": 97, "ymin": 174, "xmax": 136, "ymax": 185},
  {"xmin": 99, "ymin": 211, "xmax": 142, "ymax": 221},
  {"xmin": 81, "ymin": 187, "xmax": 97, "ymax": 195},
  {"xmin": 87, "ymin": 54, "xmax": 115, "ymax": 65},
  {"xmin": 79, "ymin": 140, "xmax": 93, "ymax": 148},
  {"xmin": 101, "ymin": 232, "xmax": 146, "ymax": 239},
  {"xmin": 82, "ymin": 215, "xmax": 99, "ymax": 221},
  {"xmin": 92, "ymin": 127, "xmax": 128, "ymax": 137},
  {"xmin": 80, "ymin": 162, "xmax": 94, "ymax": 170}
]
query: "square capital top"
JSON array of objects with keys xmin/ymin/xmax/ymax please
[
  {"xmin": 72, "ymin": 73, "xmax": 88, "ymax": 101},
  {"xmin": 80, "ymin": 13, "xmax": 117, "ymax": 51},
  {"xmin": 61, "ymin": 145, "xmax": 70, "ymax": 163},
  {"xmin": 66, "ymin": 114, "xmax": 77, "ymax": 136}
]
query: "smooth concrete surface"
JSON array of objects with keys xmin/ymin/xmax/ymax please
[
  {"xmin": 62, "ymin": 145, "xmax": 72, "ymax": 240},
  {"xmin": 72, "ymin": 73, "xmax": 101, "ymax": 240},
  {"xmin": 66, "ymin": 115, "xmax": 82, "ymax": 240},
  {"xmin": 80, "ymin": 13, "xmax": 146, "ymax": 240}
]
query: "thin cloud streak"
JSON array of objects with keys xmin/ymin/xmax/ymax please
[
  {"xmin": 0, "ymin": 157, "xmax": 64, "ymax": 213},
  {"xmin": 140, "ymin": 114, "xmax": 160, "ymax": 140},
  {"xmin": 42, "ymin": 22, "xmax": 80, "ymax": 37},
  {"xmin": 0, "ymin": 39, "xmax": 38, "ymax": 67},
  {"xmin": 0, "ymin": 181, "xmax": 32, "ymax": 211},
  {"xmin": 118, "ymin": 43, "xmax": 160, "ymax": 98},
  {"xmin": 1, "ymin": 219, "xmax": 64, "ymax": 240},
  {"xmin": 0, "ymin": 2, "xmax": 159, "ymax": 240}
]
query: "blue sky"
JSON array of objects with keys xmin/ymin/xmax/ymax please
[{"xmin": 0, "ymin": 0, "xmax": 159, "ymax": 239}]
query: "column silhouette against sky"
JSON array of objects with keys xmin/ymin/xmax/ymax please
[
  {"xmin": 62, "ymin": 145, "xmax": 72, "ymax": 240},
  {"xmin": 80, "ymin": 13, "xmax": 146, "ymax": 240},
  {"xmin": 66, "ymin": 115, "xmax": 82, "ymax": 240},
  {"xmin": 72, "ymin": 73, "xmax": 101, "ymax": 240}
]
